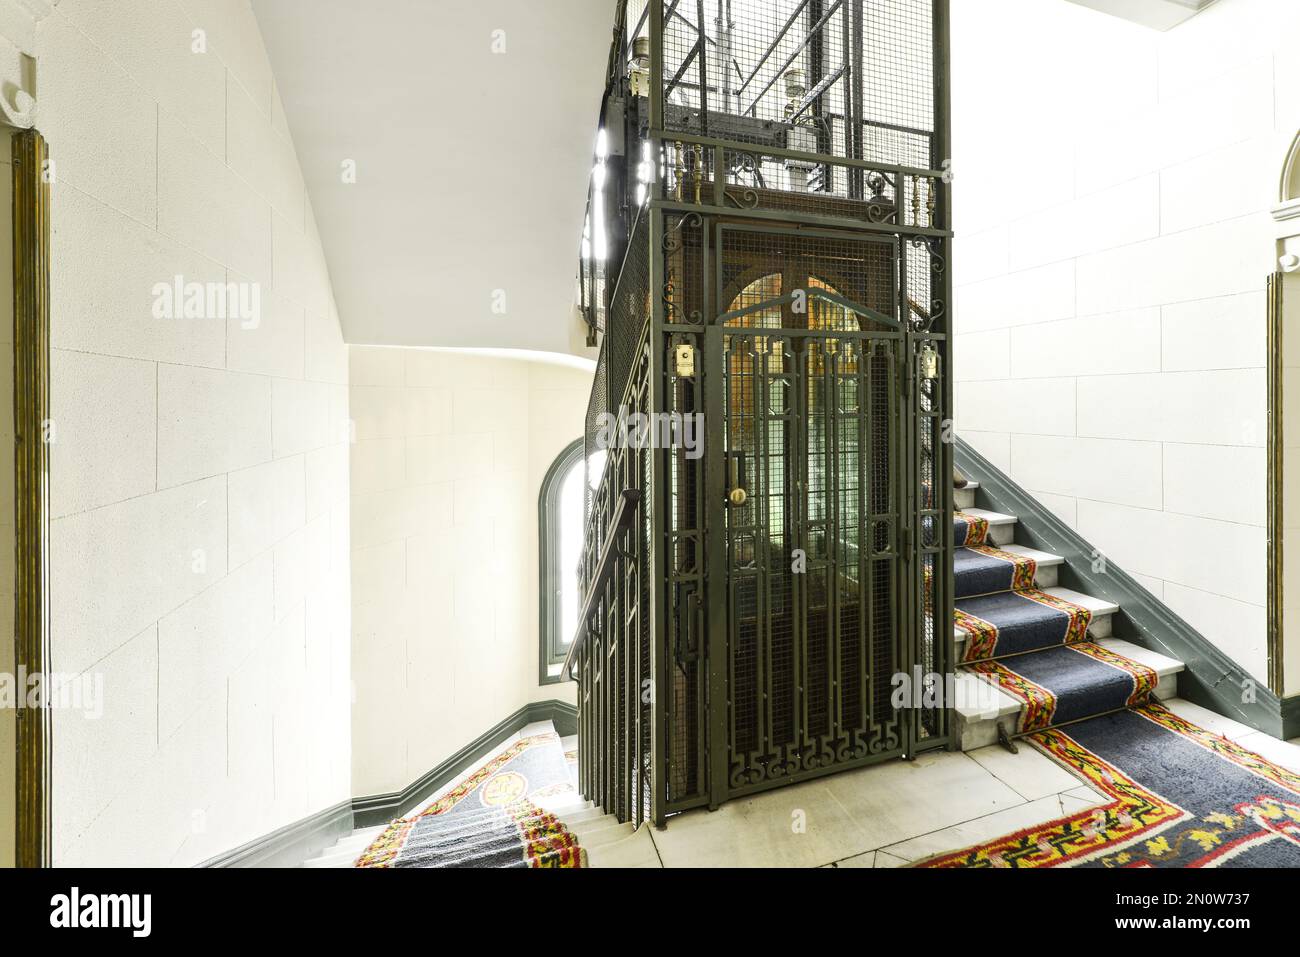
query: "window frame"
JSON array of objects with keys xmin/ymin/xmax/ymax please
[{"xmin": 538, "ymin": 438, "xmax": 586, "ymax": 685}]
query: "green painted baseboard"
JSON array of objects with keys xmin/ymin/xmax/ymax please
[
  {"xmin": 351, "ymin": 699, "xmax": 578, "ymax": 829},
  {"xmin": 957, "ymin": 438, "xmax": 1300, "ymax": 740},
  {"xmin": 198, "ymin": 800, "xmax": 354, "ymax": 869},
  {"xmin": 199, "ymin": 698, "xmax": 579, "ymax": 866}
]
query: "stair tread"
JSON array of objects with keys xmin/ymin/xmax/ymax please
[
  {"xmin": 998, "ymin": 544, "xmax": 1063, "ymax": 566},
  {"xmin": 953, "ymin": 586, "xmax": 1119, "ymax": 642},
  {"xmin": 958, "ymin": 507, "xmax": 1015, "ymax": 526},
  {"xmin": 1095, "ymin": 637, "xmax": 1183, "ymax": 676}
]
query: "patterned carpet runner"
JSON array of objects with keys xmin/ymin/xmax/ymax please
[
  {"xmin": 953, "ymin": 511, "xmax": 1148, "ymax": 728},
  {"xmin": 356, "ymin": 733, "xmax": 587, "ymax": 868},
  {"xmin": 968, "ymin": 643, "xmax": 1158, "ymax": 733},
  {"xmin": 918, "ymin": 702, "xmax": 1300, "ymax": 868},
  {"xmin": 938, "ymin": 510, "xmax": 1300, "ymax": 868},
  {"xmin": 954, "ymin": 513, "xmax": 1089, "ymax": 663},
  {"xmin": 952, "ymin": 507, "xmax": 1153, "ymax": 738}
]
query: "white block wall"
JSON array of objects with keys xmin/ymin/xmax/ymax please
[
  {"xmin": 36, "ymin": 0, "xmax": 351, "ymax": 865},
  {"xmin": 349, "ymin": 349, "xmax": 587, "ymax": 798},
  {"xmin": 952, "ymin": 0, "xmax": 1293, "ymax": 686}
]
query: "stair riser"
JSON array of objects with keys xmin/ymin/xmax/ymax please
[
  {"xmin": 985, "ymin": 524, "xmax": 1014, "ymax": 547},
  {"xmin": 567, "ymin": 816, "xmax": 635, "ymax": 840},
  {"xmin": 573, "ymin": 822, "xmax": 636, "ymax": 848}
]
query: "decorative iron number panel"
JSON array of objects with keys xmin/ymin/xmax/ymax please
[{"xmin": 701, "ymin": 223, "xmax": 919, "ymax": 802}]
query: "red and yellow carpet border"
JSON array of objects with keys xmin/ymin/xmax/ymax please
[
  {"xmin": 967, "ymin": 659, "xmax": 1056, "ymax": 732},
  {"xmin": 917, "ymin": 720, "xmax": 1184, "ymax": 868},
  {"xmin": 1138, "ymin": 701, "xmax": 1300, "ymax": 793},
  {"xmin": 964, "ymin": 544, "xmax": 1037, "ymax": 592},
  {"xmin": 955, "ymin": 511, "xmax": 989, "ymax": 547},
  {"xmin": 916, "ymin": 700, "xmax": 1300, "ymax": 869},
  {"xmin": 1070, "ymin": 642, "xmax": 1159, "ymax": 708}
]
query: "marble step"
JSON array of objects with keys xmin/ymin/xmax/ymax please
[
  {"xmin": 954, "ymin": 637, "xmax": 1185, "ymax": 751},
  {"xmin": 568, "ymin": 818, "xmax": 637, "ymax": 849},
  {"xmin": 301, "ymin": 825, "xmax": 387, "ymax": 868},
  {"xmin": 958, "ymin": 507, "xmax": 1017, "ymax": 546},
  {"xmin": 953, "ymin": 586, "xmax": 1120, "ymax": 644},
  {"xmin": 954, "ymin": 480, "xmax": 979, "ymax": 511}
]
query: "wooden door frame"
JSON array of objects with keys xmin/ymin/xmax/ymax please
[{"xmin": 12, "ymin": 128, "xmax": 51, "ymax": 868}]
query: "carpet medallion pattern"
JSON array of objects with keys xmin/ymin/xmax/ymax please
[{"xmin": 356, "ymin": 733, "xmax": 587, "ymax": 868}]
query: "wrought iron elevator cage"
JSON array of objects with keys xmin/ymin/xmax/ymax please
[{"xmin": 568, "ymin": 0, "xmax": 954, "ymax": 829}]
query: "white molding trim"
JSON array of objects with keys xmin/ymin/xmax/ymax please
[
  {"xmin": 0, "ymin": 0, "xmax": 46, "ymax": 129},
  {"xmin": 1276, "ymin": 131, "xmax": 1300, "ymax": 223},
  {"xmin": 0, "ymin": 65, "xmax": 35, "ymax": 129},
  {"xmin": 1275, "ymin": 200, "xmax": 1300, "ymax": 225}
]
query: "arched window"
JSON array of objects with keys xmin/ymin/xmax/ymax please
[{"xmin": 539, "ymin": 438, "xmax": 586, "ymax": 683}]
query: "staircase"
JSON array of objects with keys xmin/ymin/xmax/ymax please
[
  {"xmin": 302, "ymin": 725, "xmax": 652, "ymax": 867},
  {"xmin": 951, "ymin": 480, "xmax": 1186, "ymax": 750}
]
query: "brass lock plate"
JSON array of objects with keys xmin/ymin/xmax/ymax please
[{"xmin": 674, "ymin": 343, "xmax": 695, "ymax": 378}]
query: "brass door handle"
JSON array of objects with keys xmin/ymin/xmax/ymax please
[{"xmin": 727, "ymin": 487, "xmax": 748, "ymax": 507}]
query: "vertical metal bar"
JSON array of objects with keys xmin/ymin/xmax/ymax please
[
  {"xmin": 704, "ymin": 324, "xmax": 729, "ymax": 808},
  {"xmin": 857, "ymin": 341, "xmax": 870, "ymax": 746},
  {"xmin": 848, "ymin": 0, "xmax": 865, "ymax": 198},
  {"xmin": 757, "ymin": 337, "xmax": 773, "ymax": 769},
  {"xmin": 808, "ymin": 0, "xmax": 829, "ymax": 166},
  {"xmin": 13, "ymin": 129, "xmax": 51, "ymax": 869},
  {"xmin": 597, "ymin": 619, "xmax": 606, "ymax": 810},
  {"xmin": 712, "ymin": 144, "xmax": 725, "ymax": 208},
  {"xmin": 650, "ymin": 0, "xmax": 665, "ymax": 134},
  {"xmin": 696, "ymin": 0, "xmax": 709, "ymax": 134},
  {"xmin": 579, "ymin": 646, "xmax": 587, "ymax": 799},
  {"xmin": 935, "ymin": 0, "xmax": 955, "ymax": 748},
  {"xmin": 826, "ymin": 341, "xmax": 842, "ymax": 746},
  {"xmin": 615, "ymin": 538, "xmax": 627, "ymax": 821},
  {"xmin": 792, "ymin": 338, "xmax": 807, "ymax": 759},
  {"xmin": 897, "ymin": 237, "xmax": 916, "ymax": 757},
  {"xmin": 648, "ymin": 207, "xmax": 670, "ymax": 827}
]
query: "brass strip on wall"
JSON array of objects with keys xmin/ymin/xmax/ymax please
[
  {"xmin": 12, "ymin": 129, "xmax": 51, "ymax": 868},
  {"xmin": 1267, "ymin": 271, "xmax": 1284, "ymax": 696}
]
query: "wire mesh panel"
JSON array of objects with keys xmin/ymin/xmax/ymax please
[
  {"xmin": 711, "ymin": 323, "xmax": 905, "ymax": 793},
  {"xmin": 657, "ymin": 0, "xmax": 936, "ymax": 170}
]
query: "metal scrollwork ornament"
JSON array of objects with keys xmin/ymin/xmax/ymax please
[{"xmin": 662, "ymin": 212, "xmax": 704, "ymax": 323}]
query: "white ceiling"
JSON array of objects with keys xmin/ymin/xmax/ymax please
[
  {"xmin": 1064, "ymin": 0, "xmax": 1218, "ymax": 31},
  {"xmin": 252, "ymin": 0, "xmax": 612, "ymax": 355}
]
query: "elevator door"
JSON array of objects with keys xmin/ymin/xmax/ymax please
[{"xmin": 704, "ymin": 277, "xmax": 910, "ymax": 800}]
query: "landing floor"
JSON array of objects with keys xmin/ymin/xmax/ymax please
[{"xmin": 586, "ymin": 699, "xmax": 1300, "ymax": 868}]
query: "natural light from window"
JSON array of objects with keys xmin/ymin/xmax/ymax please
[{"xmin": 558, "ymin": 457, "xmax": 585, "ymax": 648}]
